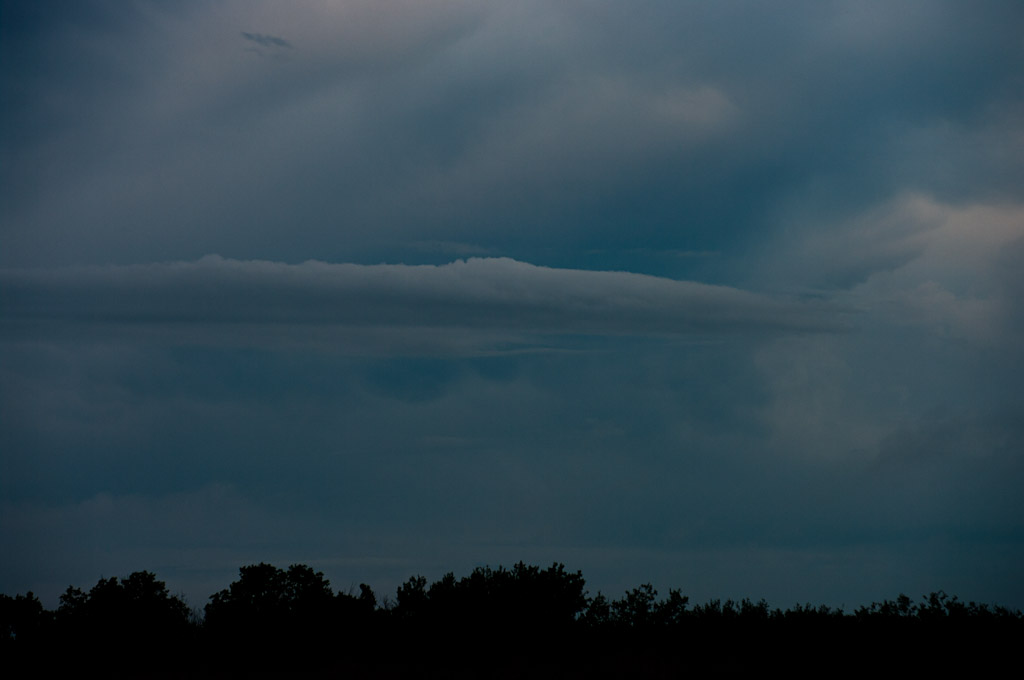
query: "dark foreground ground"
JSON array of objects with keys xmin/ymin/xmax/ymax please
[{"xmin": 6, "ymin": 616, "xmax": 1020, "ymax": 678}]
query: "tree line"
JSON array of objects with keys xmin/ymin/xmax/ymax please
[{"xmin": 3, "ymin": 562, "xmax": 1021, "ymax": 675}]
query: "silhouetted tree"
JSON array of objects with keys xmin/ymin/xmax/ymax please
[
  {"xmin": 0, "ymin": 592, "xmax": 47, "ymax": 646},
  {"xmin": 395, "ymin": 575, "xmax": 428, "ymax": 620},
  {"xmin": 206, "ymin": 563, "xmax": 338, "ymax": 642},
  {"xmin": 46, "ymin": 571, "xmax": 192, "ymax": 672},
  {"xmin": 654, "ymin": 589, "xmax": 690, "ymax": 626},
  {"xmin": 581, "ymin": 592, "xmax": 611, "ymax": 627},
  {"xmin": 613, "ymin": 583, "xmax": 658, "ymax": 626},
  {"xmin": 408, "ymin": 561, "xmax": 586, "ymax": 634}
]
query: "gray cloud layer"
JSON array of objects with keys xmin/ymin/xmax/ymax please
[
  {"xmin": 4, "ymin": 1, "xmax": 1020, "ymax": 275},
  {"xmin": 1, "ymin": 256, "xmax": 843, "ymax": 339}
]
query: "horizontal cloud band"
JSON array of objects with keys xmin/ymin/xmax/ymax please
[{"xmin": 1, "ymin": 256, "xmax": 844, "ymax": 336}]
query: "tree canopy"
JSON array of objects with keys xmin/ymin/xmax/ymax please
[{"xmin": 3, "ymin": 563, "xmax": 1021, "ymax": 675}]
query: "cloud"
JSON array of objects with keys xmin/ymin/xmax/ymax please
[
  {"xmin": 3, "ymin": 1, "xmax": 1021, "ymax": 272},
  {"xmin": 752, "ymin": 193, "xmax": 1024, "ymax": 343},
  {"xmin": 241, "ymin": 32, "xmax": 292, "ymax": 50},
  {"xmin": 842, "ymin": 197, "xmax": 1024, "ymax": 347},
  {"xmin": 753, "ymin": 194, "xmax": 945, "ymax": 291},
  {"xmin": 749, "ymin": 194, "xmax": 1024, "ymax": 465},
  {"xmin": 1, "ymin": 257, "xmax": 844, "ymax": 350}
]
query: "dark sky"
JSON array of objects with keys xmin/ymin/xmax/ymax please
[{"xmin": 2, "ymin": 0, "xmax": 1023, "ymax": 611}]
